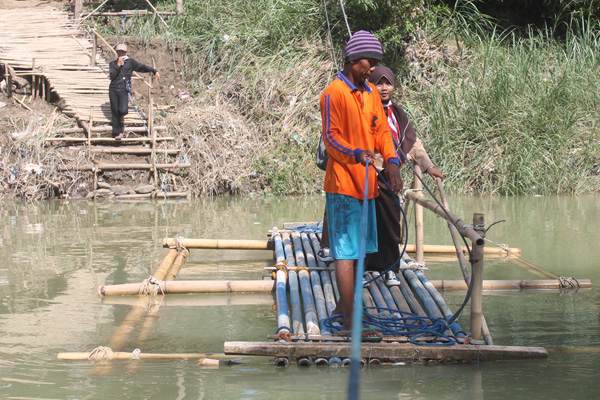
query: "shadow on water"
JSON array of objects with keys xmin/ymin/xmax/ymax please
[{"xmin": 0, "ymin": 195, "xmax": 598, "ymax": 399}]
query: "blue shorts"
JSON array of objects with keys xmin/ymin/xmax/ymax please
[{"xmin": 326, "ymin": 193, "xmax": 377, "ymax": 260}]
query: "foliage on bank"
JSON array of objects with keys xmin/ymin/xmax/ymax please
[{"xmin": 88, "ymin": 1, "xmax": 600, "ymax": 195}]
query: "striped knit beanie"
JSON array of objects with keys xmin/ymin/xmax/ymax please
[{"xmin": 344, "ymin": 30, "xmax": 383, "ymax": 62}]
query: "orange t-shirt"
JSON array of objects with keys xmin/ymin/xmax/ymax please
[{"xmin": 320, "ymin": 72, "xmax": 400, "ymax": 200}]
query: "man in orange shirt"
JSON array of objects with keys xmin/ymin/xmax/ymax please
[{"xmin": 320, "ymin": 30, "xmax": 402, "ymax": 338}]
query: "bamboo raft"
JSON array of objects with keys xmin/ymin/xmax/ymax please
[
  {"xmin": 0, "ymin": 4, "xmax": 144, "ymax": 127},
  {"xmin": 81, "ymin": 220, "xmax": 594, "ymax": 366}
]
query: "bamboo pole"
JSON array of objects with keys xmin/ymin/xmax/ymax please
[
  {"xmin": 58, "ymin": 351, "xmax": 238, "ymax": 360},
  {"xmin": 413, "ymin": 165, "xmax": 425, "ymax": 263},
  {"xmin": 91, "ymin": 33, "xmax": 97, "ymax": 67},
  {"xmin": 165, "ymin": 249, "xmax": 189, "ymax": 281},
  {"xmin": 143, "ymin": 0, "xmax": 170, "ymax": 28},
  {"xmin": 162, "ymin": 238, "xmax": 272, "ymax": 250},
  {"xmin": 54, "ymin": 125, "xmax": 167, "ymax": 134},
  {"xmin": 272, "ymin": 228, "xmax": 291, "ymax": 335},
  {"xmin": 14, "ymin": 96, "xmax": 32, "ymax": 111},
  {"xmin": 436, "ymin": 178, "xmax": 470, "ymax": 281},
  {"xmin": 282, "ymin": 232, "xmax": 304, "ymax": 334},
  {"xmin": 167, "ymin": 238, "xmax": 513, "ymax": 253},
  {"xmin": 470, "ymin": 213, "xmax": 485, "ymax": 341},
  {"xmin": 388, "ymin": 285, "xmax": 411, "ymax": 313},
  {"xmin": 112, "ymin": 192, "xmax": 189, "ymax": 200},
  {"xmin": 403, "ymin": 191, "xmax": 485, "ymax": 247},
  {"xmin": 99, "ymin": 280, "xmax": 276, "ymax": 296},
  {"xmin": 301, "ymin": 232, "xmax": 330, "ymax": 333},
  {"xmin": 31, "ymin": 58, "xmax": 36, "ymax": 99},
  {"xmin": 148, "ymin": 68, "xmax": 158, "ymax": 189},
  {"xmin": 74, "ymin": 0, "xmax": 82, "ymax": 20},
  {"xmin": 291, "ymin": 232, "xmax": 320, "ymax": 334},
  {"xmin": 364, "ymin": 272, "xmax": 388, "ymax": 312},
  {"xmin": 308, "ymin": 233, "xmax": 337, "ymax": 316},
  {"xmin": 397, "ymin": 269, "xmax": 426, "ymax": 316},
  {"xmin": 58, "ymin": 163, "xmax": 190, "ymax": 171},
  {"xmin": 89, "ymin": 147, "xmax": 179, "ymax": 155},
  {"xmin": 152, "ymin": 248, "xmax": 178, "ymax": 281},
  {"xmin": 87, "ymin": 106, "xmax": 94, "ymax": 146},
  {"xmin": 81, "ymin": 10, "xmax": 178, "ymax": 17},
  {"xmin": 47, "ymin": 136, "xmax": 174, "ymax": 143},
  {"xmin": 370, "ymin": 272, "xmax": 399, "ymax": 314},
  {"xmin": 4, "ymin": 62, "xmax": 12, "ymax": 98},
  {"xmin": 431, "ymin": 279, "xmax": 591, "ymax": 290},
  {"xmin": 80, "ymin": 0, "xmax": 110, "ymax": 22},
  {"xmin": 415, "ymin": 270, "xmax": 465, "ymax": 337},
  {"xmin": 97, "ymin": 278, "xmax": 591, "ymax": 297},
  {"xmin": 435, "ymin": 178, "xmax": 493, "ymax": 344}
]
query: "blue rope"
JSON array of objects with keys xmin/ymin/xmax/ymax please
[
  {"xmin": 290, "ymin": 222, "xmax": 323, "ymax": 234},
  {"xmin": 322, "ymin": 309, "xmax": 459, "ymax": 346},
  {"xmin": 361, "ymin": 167, "xmax": 408, "ymax": 287}
]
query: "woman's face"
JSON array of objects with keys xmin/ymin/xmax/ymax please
[{"xmin": 375, "ymin": 76, "xmax": 394, "ymax": 102}]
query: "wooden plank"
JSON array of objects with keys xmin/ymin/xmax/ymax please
[{"xmin": 223, "ymin": 341, "xmax": 548, "ymax": 362}]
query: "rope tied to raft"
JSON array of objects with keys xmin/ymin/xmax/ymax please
[
  {"xmin": 170, "ymin": 235, "xmax": 187, "ymax": 251},
  {"xmin": 131, "ymin": 348, "xmax": 141, "ymax": 360},
  {"xmin": 274, "ymin": 327, "xmax": 293, "ymax": 342},
  {"xmin": 88, "ymin": 346, "xmax": 114, "ymax": 362},
  {"xmin": 274, "ymin": 259, "xmax": 289, "ymax": 279},
  {"xmin": 138, "ymin": 276, "xmax": 165, "ymax": 296},
  {"xmin": 558, "ymin": 276, "xmax": 580, "ymax": 289}
]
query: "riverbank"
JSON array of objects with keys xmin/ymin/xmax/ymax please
[{"xmin": 1, "ymin": 0, "xmax": 599, "ymax": 200}]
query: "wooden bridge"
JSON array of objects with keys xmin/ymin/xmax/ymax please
[
  {"xmin": 0, "ymin": 0, "xmax": 189, "ymax": 198},
  {"xmin": 0, "ymin": 2, "xmax": 143, "ymax": 129}
]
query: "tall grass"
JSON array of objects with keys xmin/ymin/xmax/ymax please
[
  {"xmin": 86, "ymin": 0, "xmax": 600, "ymax": 195},
  {"xmin": 407, "ymin": 15, "xmax": 600, "ymax": 194}
]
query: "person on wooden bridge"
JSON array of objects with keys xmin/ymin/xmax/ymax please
[
  {"xmin": 109, "ymin": 43, "xmax": 160, "ymax": 139},
  {"xmin": 319, "ymin": 30, "xmax": 402, "ymax": 341}
]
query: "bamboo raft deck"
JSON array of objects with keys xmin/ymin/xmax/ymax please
[
  {"xmin": 0, "ymin": 4, "xmax": 142, "ymax": 127},
  {"xmin": 80, "ymin": 225, "xmax": 593, "ymax": 366}
]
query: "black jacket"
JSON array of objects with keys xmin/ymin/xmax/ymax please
[{"xmin": 109, "ymin": 57, "xmax": 156, "ymax": 91}]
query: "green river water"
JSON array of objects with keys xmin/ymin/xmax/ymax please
[{"xmin": 0, "ymin": 195, "xmax": 598, "ymax": 399}]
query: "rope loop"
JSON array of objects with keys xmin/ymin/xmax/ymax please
[
  {"xmin": 274, "ymin": 260, "xmax": 289, "ymax": 279},
  {"xmin": 88, "ymin": 346, "xmax": 114, "ymax": 362},
  {"xmin": 170, "ymin": 235, "xmax": 187, "ymax": 251},
  {"xmin": 131, "ymin": 348, "xmax": 141, "ymax": 360},
  {"xmin": 558, "ymin": 276, "xmax": 580, "ymax": 289},
  {"xmin": 275, "ymin": 326, "xmax": 292, "ymax": 342},
  {"xmin": 138, "ymin": 276, "xmax": 165, "ymax": 296}
]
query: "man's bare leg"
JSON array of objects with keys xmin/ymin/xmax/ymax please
[{"xmin": 335, "ymin": 259, "xmax": 356, "ymax": 332}]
